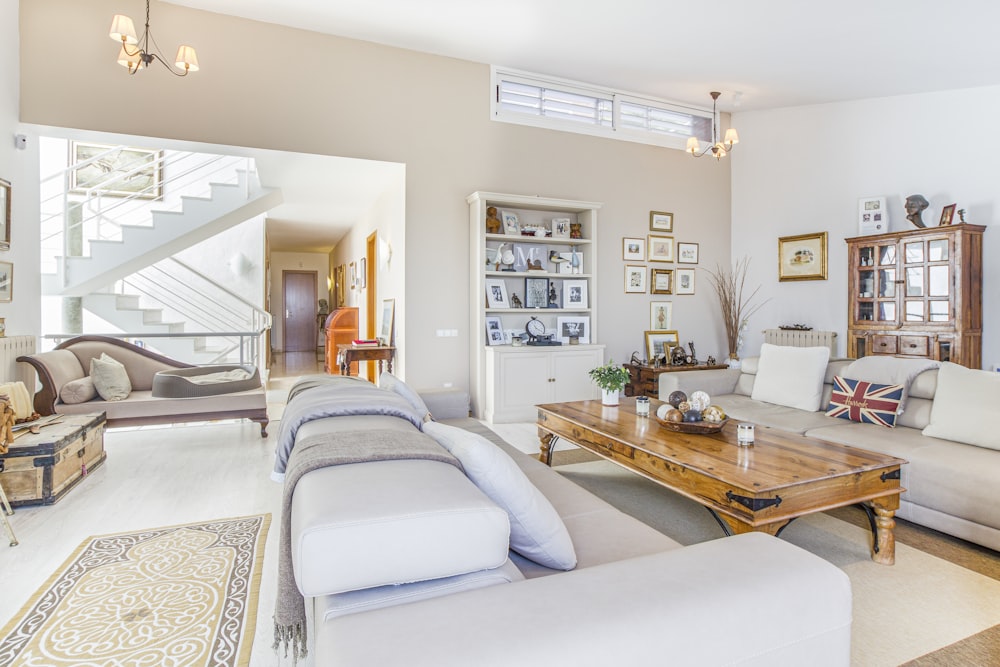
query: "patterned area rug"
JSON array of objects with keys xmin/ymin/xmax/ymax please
[{"xmin": 0, "ymin": 515, "xmax": 270, "ymax": 667}]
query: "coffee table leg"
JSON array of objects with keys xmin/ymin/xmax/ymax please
[
  {"xmin": 871, "ymin": 499, "xmax": 897, "ymax": 565},
  {"xmin": 538, "ymin": 432, "xmax": 558, "ymax": 466}
]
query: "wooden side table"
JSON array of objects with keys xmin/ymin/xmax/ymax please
[
  {"xmin": 337, "ymin": 345, "xmax": 396, "ymax": 378},
  {"xmin": 623, "ymin": 363, "xmax": 730, "ymax": 398}
]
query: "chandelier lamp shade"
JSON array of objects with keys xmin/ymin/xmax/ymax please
[
  {"xmin": 109, "ymin": 1, "xmax": 199, "ymax": 76},
  {"xmin": 686, "ymin": 92, "xmax": 738, "ymax": 160}
]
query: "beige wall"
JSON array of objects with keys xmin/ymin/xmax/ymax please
[{"xmin": 19, "ymin": 0, "xmax": 731, "ymax": 391}]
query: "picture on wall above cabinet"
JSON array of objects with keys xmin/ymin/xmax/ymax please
[
  {"xmin": 485, "ymin": 316, "xmax": 505, "ymax": 345},
  {"xmin": 557, "ymin": 251, "xmax": 583, "ymax": 274},
  {"xmin": 625, "ymin": 265, "xmax": 646, "ymax": 293},
  {"xmin": 651, "ymin": 268, "xmax": 673, "ymax": 295},
  {"xmin": 557, "ymin": 316, "xmax": 590, "ymax": 344},
  {"xmin": 562, "ymin": 280, "xmax": 588, "ymax": 309},
  {"xmin": 650, "ymin": 301, "xmax": 673, "ymax": 330},
  {"xmin": 675, "ymin": 268, "xmax": 696, "ymax": 295},
  {"xmin": 512, "ymin": 243, "xmax": 549, "ymax": 272},
  {"xmin": 648, "ymin": 235, "xmax": 674, "ymax": 262},
  {"xmin": 0, "ymin": 178, "xmax": 10, "ymax": 251},
  {"xmin": 858, "ymin": 196, "xmax": 887, "ymax": 235},
  {"xmin": 778, "ymin": 232, "xmax": 828, "ymax": 282},
  {"xmin": 676, "ymin": 242, "xmax": 699, "ymax": 264},
  {"xmin": 501, "ymin": 210, "xmax": 520, "ymax": 235},
  {"xmin": 485, "ymin": 278, "xmax": 510, "ymax": 308},
  {"xmin": 650, "ymin": 211, "xmax": 673, "ymax": 232},
  {"xmin": 623, "ymin": 237, "xmax": 646, "ymax": 261},
  {"xmin": 524, "ymin": 277, "xmax": 549, "ymax": 309},
  {"xmin": 551, "ymin": 218, "xmax": 572, "ymax": 238}
]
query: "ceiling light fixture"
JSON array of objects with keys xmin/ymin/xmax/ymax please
[
  {"xmin": 686, "ymin": 92, "xmax": 738, "ymax": 160},
  {"xmin": 109, "ymin": 1, "xmax": 199, "ymax": 76}
]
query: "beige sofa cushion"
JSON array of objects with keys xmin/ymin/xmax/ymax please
[
  {"xmin": 922, "ymin": 362, "xmax": 1000, "ymax": 450},
  {"xmin": 59, "ymin": 377, "xmax": 98, "ymax": 404},
  {"xmin": 90, "ymin": 353, "xmax": 132, "ymax": 401},
  {"xmin": 750, "ymin": 344, "xmax": 830, "ymax": 411}
]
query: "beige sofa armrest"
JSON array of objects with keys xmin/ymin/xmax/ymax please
[
  {"xmin": 659, "ymin": 368, "xmax": 741, "ymax": 401},
  {"xmin": 16, "ymin": 350, "xmax": 86, "ymax": 415}
]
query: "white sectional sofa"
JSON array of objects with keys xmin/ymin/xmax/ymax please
[
  {"xmin": 659, "ymin": 345, "xmax": 1000, "ymax": 552},
  {"xmin": 276, "ymin": 375, "xmax": 852, "ymax": 666}
]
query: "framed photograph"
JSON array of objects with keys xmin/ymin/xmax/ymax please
[
  {"xmin": 622, "ymin": 237, "xmax": 646, "ymax": 261},
  {"xmin": 644, "ymin": 329, "xmax": 679, "ymax": 361},
  {"xmin": 647, "ymin": 235, "xmax": 674, "ymax": 262},
  {"xmin": 939, "ymin": 203, "xmax": 956, "ymax": 226},
  {"xmin": 556, "ymin": 316, "xmax": 590, "ymax": 344},
  {"xmin": 504, "ymin": 329, "xmax": 524, "ymax": 345},
  {"xmin": 0, "ymin": 178, "xmax": 10, "ymax": 251},
  {"xmin": 562, "ymin": 279, "xmax": 588, "ymax": 309},
  {"xmin": 485, "ymin": 278, "xmax": 510, "ymax": 308},
  {"xmin": 650, "ymin": 301, "xmax": 672, "ymax": 330},
  {"xmin": 524, "ymin": 276, "xmax": 549, "ymax": 309},
  {"xmin": 512, "ymin": 243, "xmax": 548, "ymax": 272},
  {"xmin": 858, "ymin": 196, "xmax": 888, "ymax": 235},
  {"xmin": 501, "ymin": 210, "xmax": 520, "ymax": 236},
  {"xmin": 379, "ymin": 298, "xmax": 395, "ymax": 345},
  {"xmin": 675, "ymin": 268, "xmax": 696, "ymax": 295},
  {"xmin": 556, "ymin": 251, "xmax": 583, "ymax": 275},
  {"xmin": 624, "ymin": 265, "xmax": 646, "ymax": 293},
  {"xmin": 0, "ymin": 261, "xmax": 11, "ymax": 303},
  {"xmin": 676, "ymin": 242, "xmax": 699, "ymax": 264},
  {"xmin": 778, "ymin": 232, "xmax": 828, "ymax": 281},
  {"xmin": 650, "ymin": 268, "xmax": 673, "ymax": 294},
  {"xmin": 485, "ymin": 316, "xmax": 505, "ymax": 345},
  {"xmin": 649, "ymin": 211, "xmax": 673, "ymax": 232},
  {"xmin": 359, "ymin": 257, "xmax": 367, "ymax": 288},
  {"xmin": 551, "ymin": 218, "xmax": 572, "ymax": 238},
  {"xmin": 69, "ymin": 142, "xmax": 163, "ymax": 199}
]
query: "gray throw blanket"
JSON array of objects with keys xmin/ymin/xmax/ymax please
[{"xmin": 273, "ymin": 427, "xmax": 462, "ymax": 662}]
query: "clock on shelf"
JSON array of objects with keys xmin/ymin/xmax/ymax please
[{"xmin": 525, "ymin": 317, "xmax": 561, "ymax": 346}]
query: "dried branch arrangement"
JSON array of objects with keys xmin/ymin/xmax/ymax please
[{"xmin": 705, "ymin": 257, "xmax": 769, "ymax": 357}]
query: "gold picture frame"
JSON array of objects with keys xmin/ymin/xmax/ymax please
[
  {"xmin": 650, "ymin": 268, "xmax": 673, "ymax": 294},
  {"xmin": 644, "ymin": 329, "xmax": 679, "ymax": 361},
  {"xmin": 778, "ymin": 232, "xmax": 828, "ymax": 282}
]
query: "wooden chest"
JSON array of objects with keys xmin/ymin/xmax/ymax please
[
  {"xmin": 0, "ymin": 413, "xmax": 106, "ymax": 507},
  {"xmin": 623, "ymin": 363, "xmax": 730, "ymax": 397}
]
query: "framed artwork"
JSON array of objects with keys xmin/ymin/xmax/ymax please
[
  {"xmin": 0, "ymin": 261, "xmax": 11, "ymax": 303},
  {"xmin": 939, "ymin": 203, "xmax": 956, "ymax": 226},
  {"xmin": 676, "ymin": 242, "xmax": 699, "ymax": 264},
  {"xmin": 359, "ymin": 257, "xmax": 367, "ymax": 288},
  {"xmin": 556, "ymin": 316, "xmax": 590, "ymax": 344},
  {"xmin": 858, "ymin": 196, "xmax": 888, "ymax": 235},
  {"xmin": 485, "ymin": 278, "xmax": 510, "ymax": 308},
  {"xmin": 649, "ymin": 211, "xmax": 673, "ymax": 232},
  {"xmin": 778, "ymin": 232, "xmax": 828, "ymax": 281},
  {"xmin": 624, "ymin": 265, "xmax": 646, "ymax": 293},
  {"xmin": 485, "ymin": 316, "xmax": 505, "ymax": 346},
  {"xmin": 69, "ymin": 142, "xmax": 163, "ymax": 199},
  {"xmin": 512, "ymin": 243, "xmax": 548, "ymax": 272},
  {"xmin": 349, "ymin": 262, "xmax": 357, "ymax": 289},
  {"xmin": 0, "ymin": 178, "xmax": 10, "ymax": 251},
  {"xmin": 557, "ymin": 251, "xmax": 583, "ymax": 274},
  {"xmin": 501, "ymin": 210, "xmax": 520, "ymax": 235},
  {"xmin": 650, "ymin": 301, "xmax": 672, "ymax": 330},
  {"xmin": 675, "ymin": 268, "xmax": 696, "ymax": 295},
  {"xmin": 551, "ymin": 218, "xmax": 572, "ymax": 238},
  {"xmin": 622, "ymin": 237, "xmax": 646, "ymax": 261},
  {"xmin": 647, "ymin": 235, "xmax": 674, "ymax": 262},
  {"xmin": 379, "ymin": 298, "xmax": 395, "ymax": 345},
  {"xmin": 524, "ymin": 276, "xmax": 549, "ymax": 309},
  {"xmin": 562, "ymin": 279, "xmax": 588, "ymax": 309},
  {"xmin": 644, "ymin": 329, "xmax": 679, "ymax": 361},
  {"xmin": 650, "ymin": 268, "xmax": 673, "ymax": 294}
]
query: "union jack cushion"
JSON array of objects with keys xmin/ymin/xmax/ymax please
[{"xmin": 826, "ymin": 376, "xmax": 904, "ymax": 428}]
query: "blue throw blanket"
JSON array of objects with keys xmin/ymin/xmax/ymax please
[{"xmin": 271, "ymin": 376, "xmax": 424, "ymax": 480}]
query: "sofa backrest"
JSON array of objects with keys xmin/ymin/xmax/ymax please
[{"xmin": 65, "ymin": 340, "xmax": 184, "ymax": 392}]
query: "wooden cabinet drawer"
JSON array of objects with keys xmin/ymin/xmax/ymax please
[
  {"xmin": 899, "ymin": 335, "xmax": 929, "ymax": 357},
  {"xmin": 871, "ymin": 335, "xmax": 898, "ymax": 354}
]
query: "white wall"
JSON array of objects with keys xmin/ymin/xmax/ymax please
[
  {"xmin": 732, "ymin": 86, "xmax": 999, "ymax": 368},
  {"xmin": 268, "ymin": 251, "xmax": 330, "ymax": 350}
]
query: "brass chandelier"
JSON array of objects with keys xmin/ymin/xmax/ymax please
[{"xmin": 109, "ymin": 1, "xmax": 199, "ymax": 76}]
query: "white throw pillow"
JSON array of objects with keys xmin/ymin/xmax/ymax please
[
  {"xmin": 89, "ymin": 353, "xmax": 132, "ymax": 401},
  {"xmin": 922, "ymin": 362, "xmax": 1000, "ymax": 450},
  {"xmin": 750, "ymin": 343, "xmax": 831, "ymax": 412},
  {"xmin": 0, "ymin": 381, "xmax": 34, "ymax": 419},
  {"xmin": 422, "ymin": 421, "xmax": 577, "ymax": 570},
  {"xmin": 60, "ymin": 377, "xmax": 98, "ymax": 404},
  {"xmin": 380, "ymin": 371, "xmax": 433, "ymax": 422}
]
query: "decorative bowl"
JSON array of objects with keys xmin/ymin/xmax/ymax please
[{"xmin": 655, "ymin": 417, "xmax": 728, "ymax": 434}]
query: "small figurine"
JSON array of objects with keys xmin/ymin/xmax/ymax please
[
  {"xmin": 904, "ymin": 194, "xmax": 929, "ymax": 228},
  {"xmin": 686, "ymin": 341, "xmax": 699, "ymax": 365},
  {"xmin": 706, "ymin": 355, "xmax": 716, "ymax": 366},
  {"xmin": 548, "ymin": 283, "xmax": 559, "ymax": 308},
  {"xmin": 570, "ymin": 223, "xmax": 583, "ymax": 239},
  {"xmin": 957, "ymin": 209, "xmax": 967, "ymax": 224},
  {"xmin": 486, "ymin": 206, "xmax": 502, "ymax": 234},
  {"xmin": 670, "ymin": 345, "xmax": 687, "ymax": 366},
  {"xmin": 510, "ymin": 292, "xmax": 523, "ymax": 309}
]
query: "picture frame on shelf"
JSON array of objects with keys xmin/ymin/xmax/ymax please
[
  {"xmin": 512, "ymin": 243, "xmax": 548, "ymax": 272},
  {"xmin": 557, "ymin": 316, "xmax": 590, "ymax": 344},
  {"xmin": 649, "ymin": 211, "xmax": 673, "ymax": 232},
  {"xmin": 624, "ymin": 265, "xmax": 646, "ymax": 293},
  {"xmin": 778, "ymin": 232, "xmax": 828, "ymax": 281},
  {"xmin": 379, "ymin": 298, "xmax": 395, "ymax": 346},
  {"xmin": 650, "ymin": 268, "xmax": 673, "ymax": 294},
  {"xmin": 647, "ymin": 235, "xmax": 674, "ymax": 262},
  {"xmin": 644, "ymin": 329, "xmax": 679, "ymax": 361},
  {"xmin": 939, "ymin": 203, "xmax": 956, "ymax": 226},
  {"xmin": 485, "ymin": 278, "xmax": 510, "ymax": 308},
  {"xmin": 650, "ymin": 301, "xmax": 672, "ymax": 330},
  {"xmin": 551, "ymin": 218, "xmax": 572, "ymax": 238},
  {"xmin": 501, "ymin": 210, "xmax": 520, "ymax": 236},
  {"xmin": 0, "ymin": 261, "xmax": 11, "ymax": 302},
  {"xmin": 675, "ymin": 268, "xmax": 696, "ymax": 295},
  {"xmin": 524, "ymin": 276, "xmax": 549, "ymax": 309},
  {"xmin": 70, "ymin": 142, "xmax": 164, "ymax": 199},
  {"xmin": 0, "ymin": 178, "xmax": 10, "ymax": 251},
  {"xmin": 676, "ymin": 242, "xmax": 699, "ymax": 264},
  {"xmin": 562, "ymin": 279, "xmax": 588, "ymax": 309},
  {"xmin": 504, "ymin": 329, "xmax": 524, "ymax": 345},
  {"xmin": 557, "ymin": 251, "xmax": 583, "ymax": 274},
  {"xmin": 622, "ymin": 237, "xmax": 645, "ymax": 261},
  {"xmin": 858, "ymin": 196, "xmax": 888, "ymax": 235},
  {"xmin": 485, "ymin": 316, "xmax": 505, "ymax": 346}
]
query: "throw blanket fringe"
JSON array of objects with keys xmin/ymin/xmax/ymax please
[{"xmin": 274, "ymin": 428, "xmax": 462, "ymax": 664}]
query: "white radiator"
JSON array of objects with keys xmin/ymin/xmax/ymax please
[
  {"xmin": 763, "ymin": 329, "xmax": 837, "ymax": 356},
  {"xmin": 0, "ymin": 335, "xmax": 37, "ymax": 387}
]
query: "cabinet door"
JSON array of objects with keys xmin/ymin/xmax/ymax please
[
  {"xmin": 902, "ymin": 236, "xmax": 952, "ymax": 325},
  {"xmin": 552, "ymin": 349, "xmax": 603, "ymax": 403},
  {"xmin": 494, "ymin": 351, "xmax": 554, "ymax": 421}
]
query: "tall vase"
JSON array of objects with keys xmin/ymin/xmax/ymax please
[
  {"xmin": 727, "ymin": 353, "xmax": 741, "ymax": 370},
  {"xmin": 601, "ymin": 388, "xmax": 620, "ymax": 406}
]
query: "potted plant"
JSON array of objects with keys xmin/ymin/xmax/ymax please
[{"xmin": 588, "ymin": 359, "xmax": 631, "ymax": 406}]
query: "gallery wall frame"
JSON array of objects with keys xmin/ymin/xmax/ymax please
[
  {"xmin": 650, "ymin": 268, "xmax": 673, "ymax": 295},
  {"xmin": 649, "ymin": 211, "xmax": 673, "ymax": 232},
  {"xmin": 648, "ymin": 235, "xmax": 674, "ymax": 262}
]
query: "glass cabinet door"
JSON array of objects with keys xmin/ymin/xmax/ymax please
[{"xmin": 900, "ymin": 236, "xmax": 953, "ymax": 325}]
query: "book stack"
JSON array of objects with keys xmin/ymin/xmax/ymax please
[{"xmin": 352, "ymin": 339, "xmax": 381, "ymax": 347}]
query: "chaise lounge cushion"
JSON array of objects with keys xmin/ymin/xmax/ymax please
[
  {"xmin": 89, "ymin": 353, "xmax": 132, "ymax": 401},
  {"xmin": 152, "ymin": 365, "xmax": 262, "ymax": 398},
  {"xmin": 59, "ymin": 377, "xmax": 97, "ymax": 404}
]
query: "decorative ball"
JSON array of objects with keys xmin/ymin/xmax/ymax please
[
  {"xmin": 656, "ymin": 404, "xmax": 671, "ymax": 421},
  {"xmin": 702, "ymin": 405, "xmax": 726, "ymax": 423},
  {"xmin": 683, "ymin": 409, "xmax": 703, "ymax": 423},
  {"xmin": 666, "ymin": 409, "xmax": 684, "ymax": 422},
  {"xmin": 677, "ymin": 400, "xmax": 692, "ymax": 413},
  {"xmin": 689, "ymin": 390, "xmax": 711, "ymax": 411},
  {"xmin": 667, "ymin": 390, "xmax": 687, "ymax": 408}
]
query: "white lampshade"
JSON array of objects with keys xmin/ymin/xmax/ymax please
[
  {"xmin": 117, "ymin": 45, "xmax": 144, "ymax": 71},
  {"xmin": 724, "ymin": 128, "xmax": 740, "ymax": 145},
  {"xmin": 175, "ymin": 45, "xmax": 199, "ymax": 72},
  {"xmin": 686, "ymin": 137, "xmax": 700, "ymax": 154},
  {"xmin": 109, "ymin": 14, "xmax": 138, "ymax": 45}
]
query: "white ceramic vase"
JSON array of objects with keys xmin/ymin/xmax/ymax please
[
  {"xmin": 601, "ymin": 388, "xmax": 620, "ymax": 406},
  {"xmin": 727, "ymin": 354, "xmax": 742, "ymax": 370}
]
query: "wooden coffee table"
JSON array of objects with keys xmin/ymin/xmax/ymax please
[{"xmin": 537, "ymin": 398, "xmax": 906, "ymax": 565}]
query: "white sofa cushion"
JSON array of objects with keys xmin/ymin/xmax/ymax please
[
  {"xmin": 89, "ymin": 353, "xmax": 132, "ymax": 401},
  {"xmin": 750, "ymin": 343, "xmax": 830, "ymax": 411},
  {"xmin": 922, "ymin": 362, "xmax": 1000, "ymax": 451},
  {"xmin": 423, "ymin": 421, "xmax": 577, "ymax": 570}
]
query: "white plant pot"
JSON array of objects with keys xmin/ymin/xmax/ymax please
[{"xmin": 601, "ymin": 388, "xmax": 620, "ymax": 406}]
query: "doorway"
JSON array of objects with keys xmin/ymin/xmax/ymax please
[{"xmin": 282, "ymin": 270, "xmax": 317, "ymax": 352}]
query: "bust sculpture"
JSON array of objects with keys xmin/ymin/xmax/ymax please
[
  {"xmin": 904, "ymin": 194, "xmax": 929, "ymax": 228},
  {"xmin": 486, "ymin": 206, "xmax": 502, "ymax": 234}
]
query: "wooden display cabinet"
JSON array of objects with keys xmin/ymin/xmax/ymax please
[{"xmin": 845, "ymin": 224, "xmax": 984, "ymax": 368}]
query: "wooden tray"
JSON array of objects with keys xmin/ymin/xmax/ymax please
[{"xmin": 655, "ymin": 417, "xmax": 728, "ymax": 434}]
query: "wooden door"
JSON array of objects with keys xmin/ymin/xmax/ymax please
[{"xmin": 283, "ymin": 271, "xmax": 317, "ymax": 352}]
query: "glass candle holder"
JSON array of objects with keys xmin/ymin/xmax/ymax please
[
  {"xmin": 635, "ymin": 396, "xmax": 650, "ymax": 417},
  {"xmin": 737, "ymin": 422, "xmax": 755, "ymax": 446}
]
